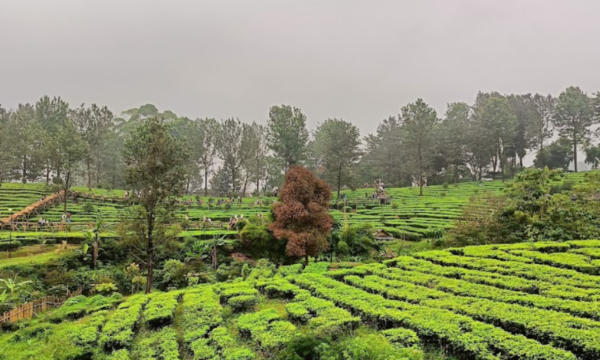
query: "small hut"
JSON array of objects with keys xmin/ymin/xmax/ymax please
[{"xmin": 374, "ymin": 229, "xmax": 394, "ymax": 241}]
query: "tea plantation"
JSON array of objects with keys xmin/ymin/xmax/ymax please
[
  {"xmin": 0, "ymin": 171, "xmax": 588, "ymax": 249},
  {"xmin": 3, "ymin": 239, "xmax": 600, "ymax": 360}
]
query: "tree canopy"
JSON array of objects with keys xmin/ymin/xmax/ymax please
[{"xmin": 269, "ymin": 166, "xmax": 333, "ymax": 264}]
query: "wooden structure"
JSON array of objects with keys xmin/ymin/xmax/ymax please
[
  {"xmin": 2, "ymin": 221, "xmax": 97, "ymax": 233},
  {"xmin": 374, "ymin": 229, "xmax": 395, "ymax": 241},
  {"xmin": 0, "ymin": 191, "xmax": 64, "ymax": 229},
  {"xmin": 0, "ymin": 289, "xmax": 82, "ymax": 323}
]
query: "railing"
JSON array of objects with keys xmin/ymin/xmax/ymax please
[
  {"xmin": 0, "ymin": 191, "xmax": 64, "ymax": 228},
  {"xmin": 0, "ymin": 289, "xmax": 82, "ymax": 323},
  {"xmin": 3, "ymin": 221, "xmax": 102, "ymax": 233}
]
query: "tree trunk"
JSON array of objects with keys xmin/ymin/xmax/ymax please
[
  {"xmin": 573, "ymin": 130, "xmax": 578, "ymax": 172},
  {"xmin": 454, "ymin": 164, "xmax": 459, "ymax": 184},
  {"xmin": 242, "ymin": 173, "xmax": 248, "ymax": 197},
  {"xmin": 22, "ymin": 155, "xmax": 27, "ymax": 184},
  {"xmin": 45, "ymin": 165, "xmax": 50, "ymax": 185},
  {"xmin": 304, "ymin": 254, "xmax": 309, "ymax": 266},
  {"xmin": 211, "ymin": 243, "xmax": 218, "ymax": 270},
  {"xmin": 87, "ymin": 158, "xmax": 92, "ymax": 190},
  {"xmin": 93, "ymin": 235, "xmax": 98, "ymax": 270},
  {"xmin": 491, "ymin": 154, "xmax": 498, "ymax": 180},
  {"xmin": 539, "ymin": 137, "xmax": 545, "ymax": 168},
  {"xmin": 519, "ymin": 155, "xmax": 523, "ymax": 168},
  {"xmin": 145, "ymin": 212, "xmax": 155, "ymax": 294},
  {"xmin": 418, "ymin": 146, "xmax": 423, "ymax": 196},
  {"xmin": 256, "ymin": 156, "xmax": 260, "ymax": 197},
  {"xmin": 204, "ymin": 166, "xmax": 209, "ymax": 197},
  {"xmin": 337, "ymin": 163, "xmax": 342, "ymax": 200},
  {"xmin": 96, "ymin": 151, "xmax": 101, "ymax": 187},
  {"xmin": 231, "ymin": 167, "xmax": 236, "ymax": 194},
  {"xmin": 63, "ymin": 172, "xmax": 70, "ymax": 212}
]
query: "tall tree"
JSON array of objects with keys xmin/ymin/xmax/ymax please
[
  {"xmin": 263, "ymin": 156, "xmax": 286, "ymax": 195},
  {"xmin": 594, "ymin": 92, "xmax": 600, "ymax": 138},
  {"xmin": 170, "ymin": 116, "xmax": 200, "ymax": 193},
  {"xmin": 362, "ymin": 116, "xmax": 405, "ymax": 187},
  {"xmin": 269, "ymin": 166, "xmax": 333, "ymax": 265},
  {"xmin": 196, "ymin": 118, "xmax": 219, "ymax": 196},
  {"xmin": 267, "ymin": 105, "xmax": 309, "ymax": 169},
  {"xmin": 507, "ymin": 94, "xmax": 536, "ymax": 168},
  {"xmin": 474, "ymin": 93, "xmax": 517, "ymax": 179},
  {"xmin": 533, "ymin": 138, "xmax": 573, "ymax": 170},
  {"xmin": 465, "ymin": 117, "xmax": 492, "ymax": 181},
  {"xmin": 120, "ymin": 117, "xmax": 188, "ymax": 293},
  {"xmin": 99, "ymin": 130, "xmax": 126, "ymax": 189},
  {"xmin": 35, "ymin": 96, "xmax": 69, "ymax": 184},
  {"xmin": 71, "ymin": 103, "xmax": 114, "ymax": 189},
  {"xmin": 585, "ymin": 146, "xmax": 600, "ymax": 170},
  {"xmin": 440, "ymin": 102, "xmax": 470, "ymax": 182},
  {"xmin": 0, "ymin": 106, "xmax": 14, "ymax": 186},
  {"xmin": 243, "ymin": 122, "xmax": 268, "ymax": 196},
  {"xmin": 216, "ymin": 118, "xmax": 252, "ymax": 193},
  {"xmin": 56, "ymin": 116, "xmax": 87, "ymax": 211},
  {"xmin": 313, "ymin": 119, "xmax": 362, "ymax": 198},
  {"xmin": 210, "ymin": 166, "xmax": 232, "ymax": 195},
  {"xmin": 10, "ymin": 104, "xmax": 43, "ymax": 183},
  {"xmin": 553, "ymin": 86, "xmax": 595, "ymax": 172},
  {"xmin": 530, "ymin": 94, "xmax": 556, "ymax": 168},
  {"xmin": 401, "ymin": 99, "xmax": 439, "ymax": 195}
]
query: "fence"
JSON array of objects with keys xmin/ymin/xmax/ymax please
[
  {"xmin": 0, "ymin": 191, "xmax": 64, "ymax": 229},
  {"xmin": 0, "ymin": 289, "xmax": 82, "ymax": 323}
]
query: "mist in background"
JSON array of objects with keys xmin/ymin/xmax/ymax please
[{"xmin": 1, "ymin": 0, "xmax": 599, "ymax": 146}]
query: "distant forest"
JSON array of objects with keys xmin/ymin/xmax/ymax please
[{"xmin": 1, "ymin": 86, "xmax": 599, "ymax": 197}]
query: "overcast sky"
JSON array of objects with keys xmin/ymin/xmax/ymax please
[{"xmin": 1, "ymin": 0, "xmax": 599, "ymax": 135}]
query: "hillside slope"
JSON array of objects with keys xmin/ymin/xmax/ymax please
[{"xmin": 3, "ymin": 240, "xmax": 600, "ymax": 360}]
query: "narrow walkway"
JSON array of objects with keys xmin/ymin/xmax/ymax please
[{"xmin": 0, "ymin": 191, "xmax": 64, "ymax": 228}]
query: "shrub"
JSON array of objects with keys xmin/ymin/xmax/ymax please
[
  {"xmin": 238, "ymin": 309, "xmax": 297, "ymax": 350},
  {"xmin": 107, "ymin": 349, "xmax": 130, "ymax": 360},
  {"xmin": 241, "ymin": 263, "xmax": 251, "ymax": 280},
  {"xmin": 228, "ymin": 295, "xmax": 258, "ymax": 312},
  {"xmin": 285, "ymin": 303, "xmax": 311, "ymax": 322},
  {"xmin": 303, "ymin": 262, "xmax": 330, "ymax": 274},
  {"xmin": 95, "ymin": 282, "xmax": 118, "ymax": 295},
  {"xmin": 100, "ymin": 294, "xmax": 149, "ymax": 350},
  {"xmin": 82, "ymin": 202, "xmax": 95, "ymax": 214},
  {"xmin": 161, "ymin": 259, "xmax": 188, "ymax": 289},
  {"xmin": 143, "ymin": 292, "xmax": 179, "ymax": 328},
  {"xmin": 50, "ymin": 294, "xmax": 121, "ymax": 322},
  {"xmin": 382, "ymin": 328, "xmax": 420, "ymax": 347},
  {"xmin": 336, "ymin": 241, "xmax": 350, "ymax": 257},
  {"xmin": 210, "ymin": 326, "xmax": 256, "ymax": 359},
  {"xmin": 133, "ymin": 327, "xmax": 179, "ymax": 360},
  {"xmin": 277, "ymin": 264, "xmax": 303, "ymax": 277}
]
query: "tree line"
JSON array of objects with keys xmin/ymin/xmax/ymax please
[{"xmin": 1, "ymin": 86, "xmax": 599, "ymax": 197}]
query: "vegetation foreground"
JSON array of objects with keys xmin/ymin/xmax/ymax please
[{"xmin": 2, "ymin": 240, "xmax": 600, "ymax": 360}]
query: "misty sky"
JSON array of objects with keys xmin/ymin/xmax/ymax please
[{"xmin": 1, "ymin": 0, "xmax": 600, "ymax": 135}]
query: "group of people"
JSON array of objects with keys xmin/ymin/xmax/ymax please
[
  {"xmin": 227, "ymin": 214, "xmax": 244, "ymax": 230},
  {"xmin": 362, "ymin": 179, "xmax": 387, "ymax": 204},
  {"xmin": 61, "ymin": 212, "xmax": 72, "ymax": 223},
  {"xmin": 35, "ymin": 212, "xmax": 71, "ymax": 227}
]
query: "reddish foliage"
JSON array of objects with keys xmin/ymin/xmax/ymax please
[
  {"xmin": 231, "ymin": 252, "xmax": 255, "ymax": 264},
  {"xmin": 269, "ymin": 166, "xmax": 333, "ymax": 262}
]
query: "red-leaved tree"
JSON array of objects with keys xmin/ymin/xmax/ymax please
[{"xmin": 269, "ymin": 166, "xmax": 333, "ymax": 265}]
